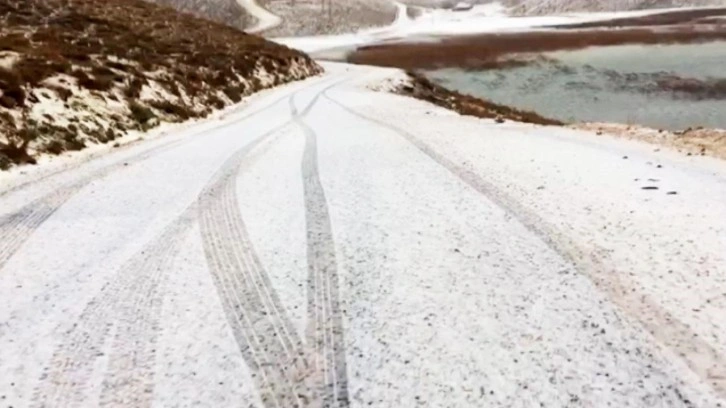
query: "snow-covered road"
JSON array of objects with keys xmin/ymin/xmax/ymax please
[
  {"xmin": 236, "ymin": 0, "xmax": 282, "ymax": 33},
  {"xmin": 1, "ymin": 64, "xmax": 725, "ymax": 407}
]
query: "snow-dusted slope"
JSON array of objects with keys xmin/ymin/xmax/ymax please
[
  {"xmin": 0, "ymin": 0, "xmax": 320, "ymax": 170},
  {"xmin": 505, "ymin": 0, "xmax": 726, "ymax": 15},
  {"xmin": 274, "ymin": 3, "xmax": 724, "ymax": 54},
  {"xmin": 234, "ymin": 0, "xmax": 282, "ymax": 32},
  {"xmin": 1, "ymin": 63, "xmax": 725, "ymax": 407}
]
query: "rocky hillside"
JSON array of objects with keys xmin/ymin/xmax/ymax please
[
  {"xmin": 0, "ymin": 0, "xmax": 321, "ymax": 169},
  {"xmin": 146, "ymin": 0, "xmax": 250, "ymax": 31},
  {"xmin": 133, "ymin": 0, "xmax": 726, "ymax": 35},
  {"xmin": 504, "ymin": 0, "xmax": 726, "ymax": 14},
  {"xmin": 262, "ymin": 0, "xmax": 397, "ymax": 36},
  {"xmin": 142, "ymin": 0, "xmax": 397, "ymax": 36}
]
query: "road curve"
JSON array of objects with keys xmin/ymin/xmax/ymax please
[
  {"xmin": 1, "ymin": 64, "xmax": 725, "ymax": 407},
  {"xmin": 236, "ymin": 0, "xmax": 282, "ymax": 33}
]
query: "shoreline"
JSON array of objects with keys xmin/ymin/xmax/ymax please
[
  {"xmin": 572, "ymin": 122, "xmax": 726, "ymax": 161},
  {"xmin": 384, "ymin": 71, "xmax": 726, "ymax": 161},
  {"xmin": 345, "ymin": 7, "xmax": 726, "ymax": 71},
  {"xmin": 348, "ymin": 26, "xmax": 726, "ymax": 71},
  {"xmin": 341, "ymin": 7, "xmax": 726, "ymax": 157}
]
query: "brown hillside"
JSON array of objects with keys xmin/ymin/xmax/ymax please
[
  {"xmin": 0, "ymin": 0, "xmax": 321, "ymax": 169},
  {"xmin": 146, "ymin": 0, "xmax": 250, "ymax": 31}
]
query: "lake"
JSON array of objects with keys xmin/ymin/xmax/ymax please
[{"xmin": 426, "ymin": 42, "xmax": 726, "ymax": 130}]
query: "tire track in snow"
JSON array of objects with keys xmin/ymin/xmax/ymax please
[
  {"xmin": 323, "ymin": 91, "xmax": 726, "ymax": 400},
  {"xmin": 0, "ymin": 74, "xmax": 329, "ymax": 201},
  {"xmin": 0, "ymin": 75, "xmax": 330, "ymax": 272},
  {"xmin": 33, "ymin": 209, "xmax": 194, "ymax": 408},
  {"xmin": 33, "ymin": 119, "xmax": 295, "ymax": 408},
  {"xmin": 195, "ymin": 78, "xmax": 348, "ymax": 407},
  {"xmin": 34, "ymin": 119, "xmax": 292, "ymax": 407},
  {"xmin": 198, "ymin": 122, "xmax": 313, "ymax": 408},
  {"xmin": 97, "ymin": 210, "xmax": 196, "ymax": 408},
  {"xmin": 196, "ymin": 77, "xmax": 349, "ymax": 407},
  {"xmin": 293, "ymin": 93, "xmax": 350, "ymax": 407},
  {"xmin": 0, "ymin": 140, "xmax": 181, "ymax": 272},
  {"xmin": 30, "ymin": 77, "xmax": 342, "ymax": 407}
]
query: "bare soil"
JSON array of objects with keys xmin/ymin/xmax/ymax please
[{"xmin": 575, "ymin": 122, "xmax": 726, "ymax": 160}]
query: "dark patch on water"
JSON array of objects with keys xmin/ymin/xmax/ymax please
[{"xmin": 426, "ymin": 42, "xmax": 726, "ymax": 130}]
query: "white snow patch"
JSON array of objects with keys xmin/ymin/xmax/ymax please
[
  {"xmin": 274, "ymin": 4, "xmax": 717, "ymax": 53},
  {"xmin": 0, "ymin": 51, "xmax": 20, "ymax": 70},
  {"xmin": 235, "ymin": 0, "xmax": 282, "ymax": 33},
  {"xmin": 0, "ymin": 69, "xmax": 327, "ymax": 192},
  {"xmin": 139, "ymin": 80, "xmax": 177, "ymax": 103}
]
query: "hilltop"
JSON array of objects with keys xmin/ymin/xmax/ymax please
[
  {"xmin": 504, "ymin": 0, "xmax": 726, "ymax": 14},
  {"xmin": 406, "ymin": 0, "xmax": 726, "ymax": 13},
  {"xmin": 144, "ymin": 0, "xmax": 398, "ymax": 35},
  {"xmin": 0, "ymin": 0, "xmax": 320, "ymax": 169},
  {"xmin": 263, "ymin": 0, "xmax": 397, "ymax": 36},
  {"xmin": 136, "ymin": 0, "xmax": 726, "ymax": 37},
  {"xmin": 146, "ymin": 0, "xmax": 251, "ymax": 30}
]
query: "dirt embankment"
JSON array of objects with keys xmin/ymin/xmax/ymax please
[
  {"xmin": 576, "ymin": 123, "xmax": 726, "ymax": 160},
  {"xmin": 0, "ymin": 0, "xmax": 321, "ymax": 169},
  {"xmin": 146, "ymin": 0, "xmax": 252, "ymax": 31},
  {"xmin": 398, "ymin": 73, "xmax": 563, "ymax": 126},
  {"xmin": 394, "ymin": 72, "xmax": 726, "ymax": 159}
]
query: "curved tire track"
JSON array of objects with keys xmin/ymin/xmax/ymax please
[
  {"xmin": 32, "ymin": 118, "xmax": 295, "ymax": 407},
  {"xmin": 195, "ymin": 78, "xmax": 349, "ymax": 407},
  {"xmin": 0, "ymin": 75, "xmax": 332, "ymax": 273},
  {"xmin": 198, "ymin": 122, "xmax": 313, "ymax": 408},
  {"xmin": 25, "ymin": 75, "xmax": 345, "ymax": 408},
  {"xmin": 293, "ymin": 94, "xmax": 350, "ymax": 407},
  {"xmin": 34, "ymin": 119, "xmax": 294, "ymax": 407},
  {"xmin": 30, "ymin": 76, "xmax": 342, "ymax": 407},
  {"xmin": 33, "ymin": 209, "xmax": 194, "ymax": 408},
  {"xmin": 323, "ymin": 90, "xmax": 726, "ymax": 400},
  {"xmin": 0, "ymin": 140, "xmax": 181, "ymax": 272}
]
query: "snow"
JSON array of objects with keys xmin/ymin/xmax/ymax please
[
  {"xmin": 0, "ymin": 70, "xmax": 325, "ymax": 199},
  {"xmin": 273, "ymin": 3, "xmax": 718, "ymax": 53},
  {"xmin": 0, "ymin": 51, "xmax": 20, "ymax": 70},
  {"xmin": 1, "ymin": 63, "xmax": 725, "ymax": 406},
  {"xmin": 271, "ymin": 1, "xmax": 412, "ymax": 53},
  {"xmin": 235, "ymin": 0, "xmax": 282, "ymax": 33},
  {"xmin": 325, "ymin": 63, "xmax": 726, "ymax": 405}
]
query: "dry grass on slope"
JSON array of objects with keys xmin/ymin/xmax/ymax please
[
  {"xmin": 0, "ymin": 0, "xmax": 321, "ymax": 169},
  {"xmin": 263, "ymin": 0, "xmax": 397, "ymax": 36},
  {"xmin": 504, "ymin": 0, "xmax": 726, "ymax": 15},
  {"xmin": 145, "ymin": 0, "xmax": 251, "ymax": 31}
]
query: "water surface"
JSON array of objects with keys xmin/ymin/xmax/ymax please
[{"xmin": 427, "ymin": 42, "xmax": 726, "ymax": 130}]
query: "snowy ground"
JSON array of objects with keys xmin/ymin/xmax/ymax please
[
  {"xmin": 1, "ymin": 62, "xmax": 725, "ymax": 407},
  {"xmin": 235, "ymin": 0, "xmax": 282, "ymax": 32},
  {"xmin": 273, "ymin": 3, "xmax": 721, "ymax": 53}
]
